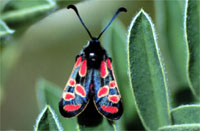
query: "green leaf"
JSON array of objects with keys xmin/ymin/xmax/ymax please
[
  {"xmin": 102, "ymin": 18, "xmax": 137, "ymax": 129},
  {"xmin": 185, "ymin": 0, "xmax": 200, "ymax": 99},
  {"xmin": 127, "ymin": 10, "xmax": 171, "ymax": 130},
  {"xmin": 0, "ymin": 19, "xmax": 14, "ymax": 38},
  {"xmin": 158, "ymin": 124, "xmax": 200, "ymax": 131},
  {"xmin": 36, "ymin": 79, "xmax": 77, "ymax": 131},
  {"xmin": 34, "ymin": 105, "xmax": 63, "ymax": 131},
  {"xmin": 171, "ymin": 104, "xmax": 200, "ymax": 124},
  {"xmin": 0, "ymin": 0, "xmax": 56, "ymax": 23},
  {"xmin": 154, "ymin": 0, "xmax": 188, "ymax": 95}
]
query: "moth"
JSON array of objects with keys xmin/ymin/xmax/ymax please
[{"xmin": 59, "ymin": 4, "xmax": 127, "ymax": 120}]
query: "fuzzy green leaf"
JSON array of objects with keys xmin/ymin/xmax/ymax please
[
  {"xmin": 34, "ymin": 105, "xmax": 63, "ymax": 131},
  {"xmin": 0, "ymin": 19, "xmax": 14, "ymax": 37},
  {"xmin": 171, "ymin": 104, "xmax": 200, "ymax": 124},
  {"xmin": 127, "ymin": 10, "xmax": 171, "ymax": 130},
  {"xmin": 36, "ymin": 79, "xmax": 77, "ymax": 131},
  {"xmin": 0, "ymin": 0, "xmax": 56, "ymax": 23},
  {"xmin": 154, "ymin": 0, "xmax": 188, "ymax": 95},
  {"xmin": 185, "ymin": 0, "xmax": 200, "ymax": 98},
  {"xmin": 102, "ymin": 19, "xmax": 137, "ymax": 130},
  {"xmin": 159, "ymin": 124, "xmax": 200, "ymax": 131}
]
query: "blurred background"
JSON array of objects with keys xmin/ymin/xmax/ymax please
[{"xmin": 0, "ymin": 0, "xmax": 195, "ymax": 130}]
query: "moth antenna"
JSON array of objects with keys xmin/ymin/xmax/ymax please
[
  {"xmin": 67, "ymin": 5, "xmax": 93, "ymax": 39},
  {"xmin": 97, "ymin": 7, "xmax": 127, "ymax": 40}
]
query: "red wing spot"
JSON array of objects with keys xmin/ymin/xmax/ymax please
[
  {"xmin": 107, "ymin": 58, "xmax": 112, "ymax": 70},
  {"xmin": 68, "ymin": 79, "xmax": 76, "ymax": 86},
  {"xmin": 109, "ymin": 81, "xmax": 116, "ymax": 88},
  {"xmin": 100, "ymin": 61, "xmax": 108, "ymax": 78},
  {"xmin": 97, "ymin": 86, "xmax": 109, "ymax": 98},
  {"xmin": 101, "ymin": 105, "xmax": 118, "ymax": 113},
  {"xmin": 63, "ymin": 92, "xmax": 75, "ymax": 101},
  {"xmin": 75, "ymin": 56, "xmax": 82, "ymax": 67},
  {"xmin": 75, "ymin": 84, "xmax": 86, "ymax": 97},
  {"xmin": 108, "ymin": 95, "xmax": 120, "ymax": 103},
  {"xmin": 63, "ymin": 104, "xmax": 81, "ymax": 112},
  {"xmin": 79, "ymin": 60, "xmax": 87, "ymax": 77}
]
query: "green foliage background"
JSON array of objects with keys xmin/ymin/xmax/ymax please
[{"xmin": 0, "ymin": 0, "xmax": 199, "ymax": 130}]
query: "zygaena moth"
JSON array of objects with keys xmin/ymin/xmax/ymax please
[{"xmin": 59, "ymin": 5, "xmax": 127, "ymax": 120}]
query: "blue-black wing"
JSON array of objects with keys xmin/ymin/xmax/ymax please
[
  {"xmin": 93, "ymin": 58, "xmax": 123, "ymax": 120},
  {"xmin": 59, "ymin": 56, "xmax": 92, "ymax": 118}
]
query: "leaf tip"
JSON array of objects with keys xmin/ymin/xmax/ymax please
[
  {"xmin": 34, "ymin": 105, "xmax": 63, "ymax": 131},
  {"xmin": 34, "ymin": 105, "xmax": 48, "ymax": 131},
  {"xmin": 127, "ymin": 8, "xmax": 154, "ymax": 38}
]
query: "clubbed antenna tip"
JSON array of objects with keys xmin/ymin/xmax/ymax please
[{"xmin": 97, "ymin": 7, "xmax": 127, "ymax": 39}]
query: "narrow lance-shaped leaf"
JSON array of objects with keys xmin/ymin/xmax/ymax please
[
  {"xmin": 34, "ymin": 105, "xmax": 63, "ymax": 131},
  {"xmin": 185, "ymin": 0, "xmax": 200, "ymax": 99},
  {"xmin": 159, "ymin": 124, "xmax": 200, "ymax": 131},
  {"xmin": 154, "ymin": 0, "xmax": 186, "ymax": 94},
  {"xmin": 36, "ymin": 79, "xmax": 77, "ymax": 131},
  {"xmin": 171, "ymin": 104, "xmax": 200, "ymax": 124},
  {"xmin": 127, "ymin": 10, "xmax": 171, "ymax": 130}
]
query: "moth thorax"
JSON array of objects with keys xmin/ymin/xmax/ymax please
[
  {"xmin": 87, "ymin": 53, "xmax": 102, "ymax": 69},
  {"xmin": 89, "ymin": 52, "xmax": 96, "ymax": 61}
]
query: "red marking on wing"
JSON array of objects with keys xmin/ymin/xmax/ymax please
[
  {"xmin": 75, "ymin": 84, "xmax": 86, "ymax": 97},
  {"xmin": 107, "ymin": 58, "xmax": 112, "ymax": 70},
  {"xmin": 68, "ymin": 79, "xmax": 76, "ymax": 86},
  {"xmin": 100, "ymin": 61, "xmax": 108, "ymax": 78},
  {"xmin": 101, "ymin": 105, "xmax": 118, "ymax": 113},
  {"xmin": 109, "ymin": 81, "xmax": 116, "ymax": 88},
  {"xmin": 75, "ymin": 56, "xmax": 82, "ymax": 67},
  {"xmin": 63, "ymin": 104, "xmax": 81, "ymax": 112},
  {"xmin": 108, "ymin": 95, "xmax": 120, "ymax": 103},
  {"xmin": 79, "ymin": 60, "xmax": 87, "ymax": 77},
  {"xmin": 63, "ymin": 92, "xmax": 75, "ymax": 101},
  {"xmin": 97, "ymin": 86, "xmax": 109, "ymax": 98}
]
